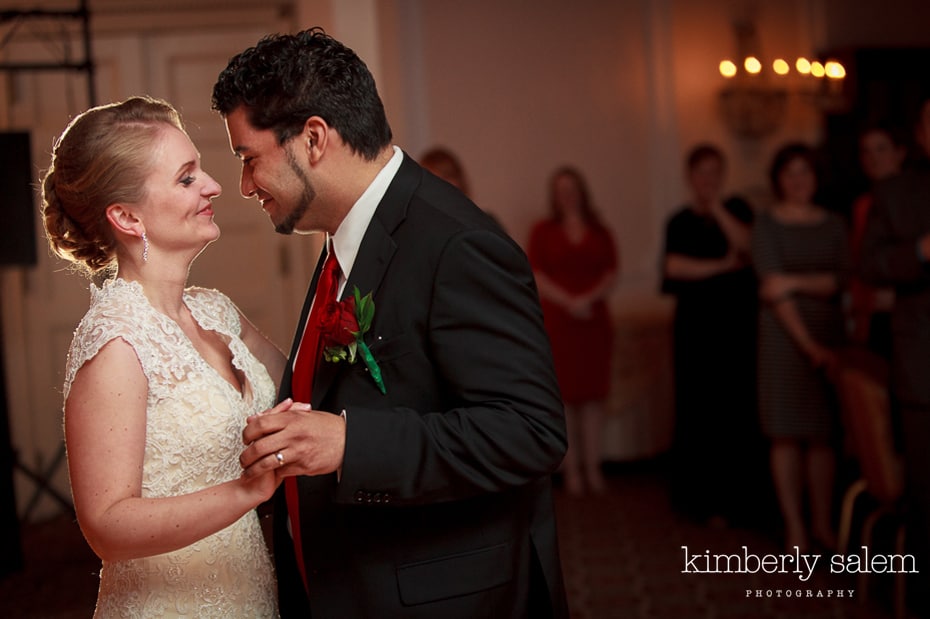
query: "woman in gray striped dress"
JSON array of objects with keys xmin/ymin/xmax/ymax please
[{"xmin": 752, "ymin": 142, "xmax": 849, "ymax": 553}]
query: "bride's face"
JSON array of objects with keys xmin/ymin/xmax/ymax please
[{"xmin": 139, "ymin": 126, "xmax": 223, "ymax": 258}]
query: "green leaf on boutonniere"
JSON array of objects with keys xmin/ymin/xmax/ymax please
[{"xmin": 355, "ymin": 287, "xmax": 375, "ymax": 333}]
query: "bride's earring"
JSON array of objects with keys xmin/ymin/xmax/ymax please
[{"xmin": 141, "ymin": 232, "xmax": 149, "ymax": 263}]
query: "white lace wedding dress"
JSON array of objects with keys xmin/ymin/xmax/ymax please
[{"xmin": 63, "ymin": 278, "xmax": 279, "ymax": 618}]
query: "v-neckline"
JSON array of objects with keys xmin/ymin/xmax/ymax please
[
  {"xmin": 192, "ymin": 325, "xmax": 252, "ymax": 402},
  {"xmin": 181, "ymin": 292, "xmax": 253, "ymax": 402}
]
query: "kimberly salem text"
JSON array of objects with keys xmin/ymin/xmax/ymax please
[{"xmin": 681, "ymin": 545, "xmax": 918, "ymax": 583}]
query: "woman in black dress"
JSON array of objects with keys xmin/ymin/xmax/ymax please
[{"xmin": 661, "ymin": 144, "xmax": 763, "ymax": 527}]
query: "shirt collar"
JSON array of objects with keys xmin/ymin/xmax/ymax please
[{"xmin": 330, "ymin": 145, "xmax": 403, "ymax": 280}]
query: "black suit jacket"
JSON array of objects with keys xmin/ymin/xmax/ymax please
[
  {"xmin": 273, "ymin": 153, "xmax": 569, "ymax": 618},
  {"xmin": 860, "ymin": 165, "xmax": 930, "ymax": 410}
]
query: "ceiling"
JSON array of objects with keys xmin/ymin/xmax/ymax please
[{"xmin": 0, "ymin": 0, "xmax": 294, "ymax": 36}]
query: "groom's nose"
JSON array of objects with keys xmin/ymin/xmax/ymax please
[{"xmin": 240, "ymin": 166, "xmax": 256, "ymax": 199}]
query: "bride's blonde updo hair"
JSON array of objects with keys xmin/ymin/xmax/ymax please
[{"xmin": 41, "ymin": 95, "xmax": 186, "ymax": 276}]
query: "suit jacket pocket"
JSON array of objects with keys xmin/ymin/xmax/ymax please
[
  {"xmin": 366, "ymin": 331, "xmax": 417, "ymax": 363},
  {"xmin": 396, "ymin": 542, "xmax": 513, "ymax": 606}
]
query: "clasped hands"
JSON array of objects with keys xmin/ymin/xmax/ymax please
[
  {"xmin": 759, "ymin": 272, "xmax": 797, "ymax": 304},
  {"xmin": 240, "ymin": 397, "xmax": 346, "ymax": 480},
  {"xmin": 760, "ymin": 272, "xmax": 839, "ymax": 375}
]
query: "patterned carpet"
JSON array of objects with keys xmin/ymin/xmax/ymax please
[
  {"xmin": 556, "ymin": 462, "xmax": 903, "ymax": 619},
  {"xmin": 0, "ymin": 461, "xmax": 909, "ymax": 618}
]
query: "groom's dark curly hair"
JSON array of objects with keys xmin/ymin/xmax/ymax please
[{"xmin": 211, "ymin": 27, "xmax": 392, "ymax": 161}]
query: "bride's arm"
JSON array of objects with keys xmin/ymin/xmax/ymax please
[
  {"xmin": 237, "ymin": 310, "xmax": 287, "ymax": 391},
  {"xmin": 65, "ymin": 338, "xmax": 281, "ymax": 562}
]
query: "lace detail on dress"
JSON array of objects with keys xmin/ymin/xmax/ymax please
[{"xmin": 63, "ymin": 278, "xmax": 279, "ymax": 618}]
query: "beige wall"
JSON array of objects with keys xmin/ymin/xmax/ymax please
[{"xmin": 380, "ymin": 1, "xmax": 671, "ymax": 301}]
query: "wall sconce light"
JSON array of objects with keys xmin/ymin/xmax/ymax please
[{"xmin": 718, "ymin": 20, "xmax": 846, "ymax": 139}]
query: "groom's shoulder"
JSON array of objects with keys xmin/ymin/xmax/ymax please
[
  {"xmin": 385, "ymin": 156, "xmax": 514, "ymax": 253},
  {"xmin": 408, "ymin": 178, "xmax": 502, "ymax": 237}
]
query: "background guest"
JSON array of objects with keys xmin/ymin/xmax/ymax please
[
  {"xmin": 860, "ymin": 94, "xmax": 930, "ymax": 618},
  {"xmin": 528, "ymin": 165, "xmax": 619, "ymax": 495},
  {"xmin": 752, "ymin": 142, "xmax": 849, "ymax": 552},
  {"xmin": 848, "ymin": 122, "xmax": 906, "ymax": 358},
  {"xmin": 661, "ymin": 143, "xmax": 765, "ymax": 527},
  {"xmin": 420, "ymin": 146, "xmax": 471, "ymax": 196}
]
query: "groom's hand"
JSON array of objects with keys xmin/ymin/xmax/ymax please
[{"xmin": 241, "ymin": 405, "xmax": 346, "ymax": 479}]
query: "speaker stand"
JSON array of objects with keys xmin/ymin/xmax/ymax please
[{"xmin": 0, "ymin": 306, "xmax": 24, "ymax": 577}]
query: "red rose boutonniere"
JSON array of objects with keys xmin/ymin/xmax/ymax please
[{"xmin": 320, "ymin": 286, "xmax": 386, "ymax": 394}]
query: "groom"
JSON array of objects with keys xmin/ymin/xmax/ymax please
[{"xmin": 213, "ymin": 28, "xmax": 569, "ymax": 618}]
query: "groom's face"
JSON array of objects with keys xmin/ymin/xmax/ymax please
[{"xmin": 224, "ymin": 107, "xmax": 318, "ymax": 235}]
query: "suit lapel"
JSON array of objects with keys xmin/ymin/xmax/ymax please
[{"xmin": 311, "ymin": 153, "xmax": 421, "ymax": 404}]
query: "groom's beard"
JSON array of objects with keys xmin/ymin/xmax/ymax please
[{"xmin": 276, "ymin": 148, "xmax": 316, "ymax": 235}]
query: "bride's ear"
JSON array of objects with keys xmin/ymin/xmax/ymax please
[{"xmin": 106, "ymin": 204, "xmax": 145, "ymax": 239}]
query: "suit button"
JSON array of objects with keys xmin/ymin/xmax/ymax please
[
  {"xmin": 382, "ymin": 493, "xmax": 392, "ymax": 504},
  {"xmin": 372, "ymin": 492, "xmax": 382, "ymax": 503},
  {"xmin": 354, "ymin": 490, "xmax": 366, "ymax": 503}
]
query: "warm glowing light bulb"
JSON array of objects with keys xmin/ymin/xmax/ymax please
[
  {"xmin": 744, "ymin": 56, "xmax": 762, "ymax": 74},
  {"xmin": 811, "ymin": 61, "xmax": 825, "ymax": 77},
  {"xmin": 773, "ymin": 59, "xmax": 790, "ymax": 75},
  {"xmin": 796, "ymin": 57, "xmax": 812, "ymax": 74},
  {"xmin": 825, "ymin": 60, "xmax": 846, "ymax": 79},
  {"xmin": 719, "ymin": 59, "xmax": 737, "ymax": 78}
]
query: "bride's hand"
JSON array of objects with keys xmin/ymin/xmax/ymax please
[{"xmin": 246, "ymin": 398, "xmax": 313, "ymax": 424}]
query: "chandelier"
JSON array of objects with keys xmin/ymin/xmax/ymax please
[{"xmin": 717, "ymin": 20, "xmax": 846, "ymax": 138}]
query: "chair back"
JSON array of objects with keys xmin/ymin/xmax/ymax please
[{"xmin": 834, "ymin": 348, "xmax": 903, "ymax": 504}]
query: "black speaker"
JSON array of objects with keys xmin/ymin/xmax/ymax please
[
  {"xmin": 0, "ymin": 131, "xmax": 30, "ymax": 573},
  {"xmin": 0, "ymin": 132, "xmax": 36, "ymax": 267}
]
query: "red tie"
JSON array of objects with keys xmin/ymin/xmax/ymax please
[
  {"xmin": 292, "ymin": 247, "xmax": 340, "ymax": 402},
  {"xmin": 287, "ymin": 246, "xmax": 340, "ymax": 596}
]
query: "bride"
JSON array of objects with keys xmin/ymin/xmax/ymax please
[{"xmin": 42, "ymin": 95, "xmax": 300, "ymax": 618}]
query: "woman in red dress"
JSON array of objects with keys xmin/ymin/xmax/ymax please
[{"xmin": 528, "ymin": 166, "xmax": 619, "ymax": 495}]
